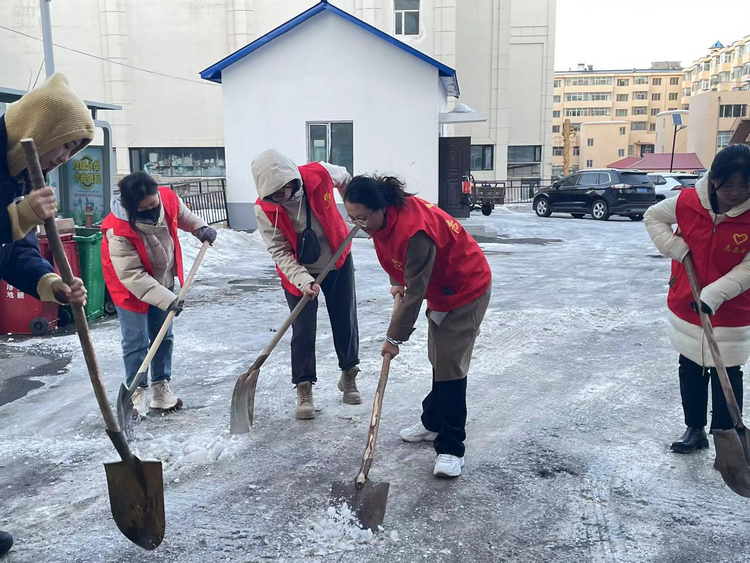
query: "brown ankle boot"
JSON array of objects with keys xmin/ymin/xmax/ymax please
[
  {"xmin": 338, "ymin": 367, "xmax": 362, "ymax": 405},
  {"xmin": 296, "ymin": 381, "xmax": 315, "ymax": 419}
]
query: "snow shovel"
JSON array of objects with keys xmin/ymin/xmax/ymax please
[
  {"xmin": 684, "ymin": 254, "xmax": 750, "ymax": 498},
  {"xmin": 330, "ymin": 294, "xmax": 401, "ymax": 531},
  {"xmin": 230, "ymin": 225, "xmax": 360, "ymax": 434},
  {"xmin": 117, "ymin": 240, "xmax": 211, "ymax": 438},
  {"xmin": 22, "ymin": 139, "xmax": 165, "ymax": 550}
]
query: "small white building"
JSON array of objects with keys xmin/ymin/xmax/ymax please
[{"xmin": 201, "ymin": 0, "xmax": 460, "ymax": 230}]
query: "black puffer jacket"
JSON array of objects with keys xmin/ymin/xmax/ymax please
[{"xmin": 0, "ymin": 115, "xmax": 55, "ymax": 299}]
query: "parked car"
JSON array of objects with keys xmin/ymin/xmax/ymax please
[
  {"xmin": 648, "ymin": 173, "xmax": 699, "ymax": 201},
  {"xmin": 533, "ymin": 169, "xmax": 656, "ymax": 221}
]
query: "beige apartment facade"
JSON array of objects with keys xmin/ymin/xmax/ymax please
[{"xmin": 551, "ymin": 63, "xmax": 683, "ymax": 176}]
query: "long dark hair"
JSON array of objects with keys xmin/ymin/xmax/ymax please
[
  {"xmin": 710, "ymin": 144, "xmax": 750, "ymax": 190},
  {"xmin": 118, "ymin": 171, "xmax": 159, "ymax": 231},
  {"xmin": 343, "ymin": 174, "xmax": 414, "ymax": 210}
]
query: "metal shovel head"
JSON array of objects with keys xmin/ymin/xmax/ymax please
[
  {"xmin": 330, "ymin": 478, "xmax": 390, "ymax": 531},
  {"xmin": 104, "ymin": 456, "xmax": 165, "ymax": 550},
  {"xmin": 116, "ymin": 382, "xmax": 135, "ymax": 439},
  {"xmin": 230, "ymin": 368, "xmax": 259, "ymax": 435},
  {"xmin": 713, "ymin": 427, "xmax": 750, "ymax": 498}
]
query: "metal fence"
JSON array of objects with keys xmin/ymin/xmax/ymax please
[
  {"xmin": 471, "ymin": 178, "xmax": 555, "ymax": 205},
  {"xmin": 164, "ymin": 178, "xmax": 229, "ymax": 226}
]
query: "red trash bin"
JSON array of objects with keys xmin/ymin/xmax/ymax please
[
  {"xmin": 38, "ymin": 233, "xmax": 81, "ymax": 327},
  {"xmin": 0, "ymin": 281, "xmax": 59, "ymax": 335}
]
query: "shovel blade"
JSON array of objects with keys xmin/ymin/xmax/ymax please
[
  {"xmin": 116, "ymin": 382, "xmax": 135, "ymax": 440},
  {"xmin": 330, "ymin": 478, "xmax": 390, "ymax": 531},
  {"xmin": 713, "ymin": 427, "xmax": 750, "ymax": 498},
  {"xmin": 104, "ymin": 456, "xmax": 165, "ymax": 550},
  {"xmin": 230, "ymin": 369, "xmax": 259, "ymax": 435}
]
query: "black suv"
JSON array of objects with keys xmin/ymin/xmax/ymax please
[{"xmin": 533, "ymin": 169, "xmax": 656, "ymax": 221}]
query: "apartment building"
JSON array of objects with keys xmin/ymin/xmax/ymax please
[
  {"xmin": 682, "ymin": 35, "xmax": 750, "ymax": 105},
  {"xmin": 551, "ymin": 62, "xmax": 683, "ymax": 175}
]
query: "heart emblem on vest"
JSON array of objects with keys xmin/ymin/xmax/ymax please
[{"xmin": 734, "ymin": 233, "xmax": 748, "ymax": 246}]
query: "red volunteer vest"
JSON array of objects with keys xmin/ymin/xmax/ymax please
[
  {"xmin": 101, "ymin": 187, "xmax": 185, "ymax": 313},
  {"xmin": 371, "ymin": 197, "xmax": 492, "ymax": 312},
  {"xmin": 257, "ymin": 163, "xmax": 351, "ymax": 296},
  {"xmin": 668, "ymin": 188, "xmax": 750, "ymax": 327}
]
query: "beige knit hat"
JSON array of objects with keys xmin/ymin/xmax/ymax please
[{"xmin": 5, "ymin": 73, "xmax": 95, "ymax": 177}]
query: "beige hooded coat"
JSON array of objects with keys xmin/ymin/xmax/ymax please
[
  {"xmin": 252, "ymin": 149, "xmax": 350, "ymax": 292},
  {"xmin": 645, "ymin": 174, "xmax": 750, "ymax": 367}
]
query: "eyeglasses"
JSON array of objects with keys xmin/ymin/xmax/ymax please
[
  {"xmin": 346, "ymin": 211, "xmax": 373, "ymax": 228},
  {"xmin": 717, "ymin": 183, "xmax": 750, "ymax": 196}
]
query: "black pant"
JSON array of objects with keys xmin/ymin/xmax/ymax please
[
  {"xmin": 283, "ymin": 254, "xmax": 359, "ymax": 385},
  {"xmin": 421, "ymin": 370, "xmax": 467, "ymax": 457},
  {"xmin": 679, "ymin": 355, "xmax": 743, "ymax": 431}
]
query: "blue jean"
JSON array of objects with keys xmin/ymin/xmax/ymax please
[{"xmin": 116, "ymin": 304, "xmax": 174, "ymax": 388}]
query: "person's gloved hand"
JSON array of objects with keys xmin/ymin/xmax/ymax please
[
  {"xmin": 195, "ymin": 226, "xmax": 217, "ymax": 245},
  {"xmin": 53, "ymin": 277, "xmax": 87, "ymax": 305},
  {"xmin": 691, "ymin": 300, "xmax": 713, "ymax": 316},
  {"xmin": 168, "ymin": 297, "xmax": 184, "ymax": 317}
]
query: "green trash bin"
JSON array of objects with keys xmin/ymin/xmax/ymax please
[{"xmin": 72, "ymin": 227, "xmax": 105, "ymax": 321}]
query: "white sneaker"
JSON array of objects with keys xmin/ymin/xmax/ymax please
[
  {"xmin": 131, "ymin": 386, "xmax": 149, "ymax": 417},
  {"xmin": 150, "ymin": 381, "xmax": 183, "ymax": 411},
  {"xmin": 399, "ymin": 421, "xmax": 438, "ymax": 443},
  {"xmin": 434, "ymin": 454, "xmax": 465, "ymax": 478}
]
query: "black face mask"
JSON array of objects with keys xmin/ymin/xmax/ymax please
[{"xmin": 135, "ymin": 205, "xmax": 161, "ymax": 224}]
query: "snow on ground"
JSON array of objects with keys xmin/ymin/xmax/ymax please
[{"xmin": 3, "ymin": 206, "xmax": 750, "ymax": 562}]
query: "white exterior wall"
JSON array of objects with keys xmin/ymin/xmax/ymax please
[{"xmin": 221, "ymin": 11, "xmax": 442, "ymax": 230}]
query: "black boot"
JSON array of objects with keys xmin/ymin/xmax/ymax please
[
  {"xmin": 670, "ymin": 427, "xmax": 709, "ymax": 453},
  {"xmin": 0, "ymin": 531, "xmax": 13, "ymax": 557}
]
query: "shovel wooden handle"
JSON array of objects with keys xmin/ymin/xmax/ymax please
[
  {"xmin": 129, "ymin": 240, "xmax": 210, "ymax": 389},
  {"xmin": 683, "ymin": 254, "xmax": 745, "ymax": 430},
  {"xmin": 356, "ymin": 293, "xmax": 401, "ymax": 487},
  {"xmin": 21, "ymin": 139, "xmax": 120, "ymax": 434}
]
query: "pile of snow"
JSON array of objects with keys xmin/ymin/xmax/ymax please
[
  {"xmin": 291, "ymin": 503, "xmax": 398, "ymax": 556},
  {"xmin": 134, "ymin": 432, "xmax": 243, "ymax": 472}
]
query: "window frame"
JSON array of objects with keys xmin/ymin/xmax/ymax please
[
  {"xmin": 470, "ymin": 144, "xmax": 495, "ymax": 171},
  {"xmin": 394, "ymin": 0, "xmax": 420, "ymax": 36},
  {"xmin": 306, "ymin": 121, "xmax": 354, "ymax": 174}
]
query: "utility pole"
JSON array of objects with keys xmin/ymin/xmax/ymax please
[
  {"xmin": 40, "ymin": 0, "xmax": 55, "ymax": 78},
  {"xmin": 562, "ymin": 119, "xmax": 572, "ymax": 176}
]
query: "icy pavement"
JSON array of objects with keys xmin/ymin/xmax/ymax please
[{"xmin": 3, "ymin": 207, "xmax": 750, "ymax": 562}]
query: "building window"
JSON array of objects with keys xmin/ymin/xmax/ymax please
[
  {"xmin": 632, "ymin": 122, "xmax": 648, "ymax": 131},
  {"xmin": 683, "ymin": 88, "xmax": 691, "ymax": 97},
  {"xmin": 701, "ymin": 80, "xmax": 709, "ymax": 90},
  {"xmin": 569, "ymin": 123, "xmax": 581, "ymax": 132},
  {"xmin": 554, "ymin": 79, "xmax": 561, "ymax": 88},
  {"xmin": 507, "ymin": 146, "xmax": 542, "ymax": 178},
  {"xmin": 565, "ymin": 92, "xmax": 612, "ymax": 102},
  {"xmin": 129, "ymin": 147, "xmax": 226, "ymax": 177},
  {"xmin": 649, "ymin": 123, "xmax": 656, "ymax": 132},
  {"xmin": 590, "ymin": 108, "xmax": 611, "ymax": 116},
  {"xmin": 632, "ymin": 106, "xmax": 648, "ymax": 115},
  {"xmin": 628, "ymin": 145, "xmax": 634, "ymax": 156},
  {"xmin": 553, "ymin": 95, "xmax": 561, "ymax": 103},
  {"xmin": 653, "ymin": 78, "xmax": 662, "ymax": 86},
  {"xmin": 586, "ymin": 160, "xmax": 593, "ymax": 168},
  {"xmin": 717, "ymin": 131, "xmax": 732, "ymax": 148},
  {"xmin": 553, "ymin": 110, "xmax": 561, "ymax": 118},
  {"xmin": 720, "ymin": 71, "xmax": 731, "ymax": 83},
  {"xmin": 651, "ymin": 108, "xmax": 660, "ymax": 116},
  {"xmin": 669, "ymin": 92, "xmax": 679, "ymax": 101},
  {"xmin": 470, "ymin": 145, "xmax": 494, "ymax": 171},
  {"xmin": 634, "ymin": 91, "xmax": 648, "ymax": 100},
  {"xmin": 552, "ymin": 146, "xmax": 564, "ymax": 157},
  {"xmin": 307, "ymin": 122, "xmax": 354, "ymax": 174},
  {"xmin": 641, "ymin": 144, "xmax": 655, "ymax": 156},
  {"xmin": 551, "ymin": 165, "xmax": 563, "ymax": 178},
  {"xmin": 552, "ymin": 125, "xmax": 560, "ymax": 133},
  {"xmin": 617, "ymin": 78, "xmax": 630, "ymax": 87},
  {"xmin": 670, "ymin": 77, "xmax": 680, "ymax": 85},
  {"xmin": 616, "ymin": 94, "xmax": 629, "ymax": 102},
  {"xmin": 682, "ymin": 104, "xmax": 690, "ymax": 110},
  {"xmin": 565, "ymin": 108, "xmax": 588, "ymax": 117},
  {"xmin": 702, "ymin": 62, "xmax": 710, "ymax": 72},
  {"xmin": 573, "ymin": 146, "xmax": 580, "ymax": 156},
  {"xmin": 565, "ymin": 76, "xmax": 613, "ymax": 86},
  {"xmin": 719, "ymin": 104, "xmax": 747, "ymax": 118},
  {"xmin": 394, "ymin": 0, "xmax": 420, "ymax": 35},
  {"xmin": 619, "ymin": 127, "xmax": 627, "ymax": 135},
  {"xmin": 635, "ymin": 76, "xmax": 648, "ymax": 85},
  {"xmin": 618, "ymin": 149, "xmax": 625, "ymax": 157},
  {"xmin": 652, "ymin": 93, "xmax": 661, "ymax": 101},
  {"xmin": 616, "ymin": 109, "xmax": 628, "ymax": 117},
  {"xmin": 587, "ymin": 138, "xmax": 594, "ymax": 147},
  {"xmin": 668, "ymin": 108, "xmax": 677, "ymax": 111}
]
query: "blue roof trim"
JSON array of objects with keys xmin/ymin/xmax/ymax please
[{"xmin": 199, "ymin": 1, "xmax": 459, "ymax": 97}]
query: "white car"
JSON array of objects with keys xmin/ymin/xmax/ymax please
[{"xmin": 648, "ymin": 173, "xmax": 699, "ymax": 201}]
